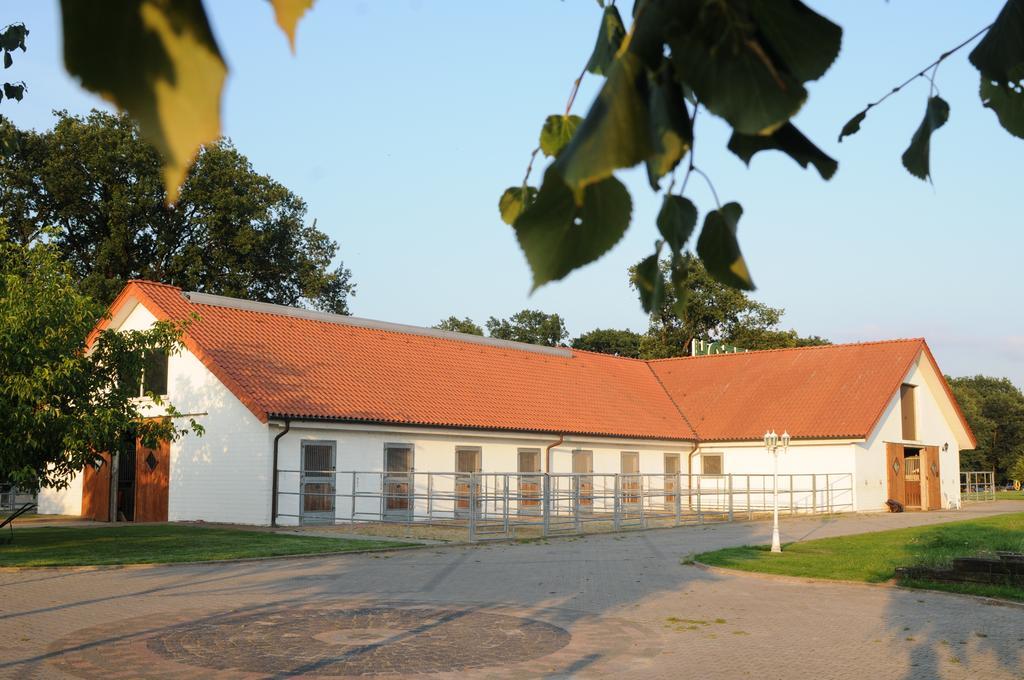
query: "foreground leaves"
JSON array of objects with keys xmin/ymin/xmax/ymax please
[
  {"xmin": 514, "ymin": 167, "xmax": 631, "ymax": 289},
  {"xmin": 270, "ymin": 0, "xmax": 315, "ymax": 52},
  {"xmin": 728, "ymin": 123, "xmax": 837, "ymax": 179},
  {"xmin": 656, "ymin": 195, "xmax": 697, "ymax": 252},
  {"xmin": 61, "ymin": 0, "xmax": 227, "ymax": 202},
  {"xmin": 696, "ymin": 203, "xmax": 754, "ymax": 290},
  {"xmin": 540, "ymin": 115, "xmax": 583, "ymax": 157},
  {"xmin": 586, "ymin": 5, "xmax": 627, "ymax": 76},
  {"xmin": 901, "ymin": 96, "xmax": 950, "ymax": 182},
  {"xmin": 498, "ymin": 186, "xmax": 537, "ymax": 225},
  {"xmin": 980, "ymin": 74, "xmax": 1024, "ymax": 138}
]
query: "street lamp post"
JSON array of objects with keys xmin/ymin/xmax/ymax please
[{"xmin": 764, "ymin": 429, "xmax": 791, "ymax": 553}]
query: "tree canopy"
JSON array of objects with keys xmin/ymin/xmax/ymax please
[
  {"xmin": 434, "ymin": 316, "xmax": 484, "ymax": 336},
  {"xmin": 948, "ymin": 375, "xmax": 1024, "ymax": 480},
  {"xmin": 0, "ymin": 223, "xmax": 202, "ymax": 491},
  {"xmin": 571, "ymin": 328, "xmax": 644, "ymax": 358},
  {"xmin": 630, "ymin": 255, "xmax": 828, "ymax": 358},
  {"xmin": 486, "ymin": 310, "xmax": 569, "ymax": 347},
  {"xmin": 0, "ymin": 110, "xmax": 355, "ymax": 312}
]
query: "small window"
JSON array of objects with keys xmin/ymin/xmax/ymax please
[
  {"xmin": 701, "ymin": 453, "xmax": 723, "ymax": 476},
  {"xmin": 620, "ymin": 451, "xmax": 639, "ymax": 474},
  {"xmin": 900, "ymin": 383, "xmax": 917, "ymax": 440},
  {"xmin": 142, "ymin": 350, "xmax": 169, "ymax": 396},
  {"xmin": 518, "ymin": 448, "xmax": 541, "ymax": 473}
]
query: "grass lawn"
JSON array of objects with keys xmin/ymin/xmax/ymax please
[
  {"xmin": 995, "ymin": 489, "xmax": 1024, "ymax": 501},
  {"xmin": 696, "ymin": 513, "xmax": 1024, "ymax": 601},
  {"xmin": 0, "ymin": 524, "xmax": 417, "ymax": 567}
]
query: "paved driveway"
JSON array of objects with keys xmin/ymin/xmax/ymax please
[{"xmin": 2, "ymin": 503, "xmax": 1022, "ymax": 679}]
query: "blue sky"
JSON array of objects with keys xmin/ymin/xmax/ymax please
[{"xmin": 5, "ymin": 1, "xmax": 1022, "ymax": 386}]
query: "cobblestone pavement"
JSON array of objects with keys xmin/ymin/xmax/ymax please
[{"xmin": 2, "ymin": 503, "xmax": 1023, "ymax": 679}]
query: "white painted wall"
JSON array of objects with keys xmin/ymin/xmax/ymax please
[
  {"xmin": 273, "ymin": 423, "xmax": 693, "ymax": 525},
  {"xmin": 862, "ymin": 356, "xmax": 963, "ymax": 510},
  {"xmin": 37, "ymin": 473, "xmax": 82, "ymax": 515}
]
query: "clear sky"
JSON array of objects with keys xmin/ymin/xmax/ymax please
[{"xmin": 5, "ymin": 1, "xmax": 1022, "ymax": 386}]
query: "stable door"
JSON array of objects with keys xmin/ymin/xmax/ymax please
[
  {"xmin": 384, "ymin": 445, "xmax": 413, "ymax": 520},
  {"xmin": 455, "ymin": 447, "xmax": 481, "ymax": 518}
]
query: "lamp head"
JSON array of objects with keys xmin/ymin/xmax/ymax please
[
  {"xmin": 781, "ymin": 431, "xmax": 791, "ymax": 447},
  {"xmin": 764, "ymin": 430, "xmax": 778, "ymax": 449}
]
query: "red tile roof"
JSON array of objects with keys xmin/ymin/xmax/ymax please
[{"xmin": 96, "ymin": 281, "xmax": 974, "ymax": 446}]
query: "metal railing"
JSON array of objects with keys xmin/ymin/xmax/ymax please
[
  {"xmin": 960, "ymin": 471, "xmax": 997, "ymax": 502},
  {"xmin": 0, "ymin": 485, "xmax": 34, "ymax": 512},
  {"xmin": 275, "ymin": 470, "xmax": 855, "ymax": 541}
]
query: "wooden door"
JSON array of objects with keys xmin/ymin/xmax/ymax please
[
  {"xmin": 904, "ymin": 455, "xmax": 922, "ymax": 508},
  {"xmin": 621, "ymin": 452, "xmax": 640, "ymax": 504},
  {"xmin": 455, "ymin": 448, "xmax": 481, "ymax": 517},
  {"xmin": 885, "ymin": 443, "xmax": 906, "ymax": 506},
  {"xmin": 664, "ymin": 453, "xmax": 680, "ymax": 505},
  {"xmin": 923, "ymin": 445, "xmax": 942, "ymax": 510},
  {"xmin": 518, "ymin": 449, "xmax": 541, "ymax": 511},
  {"xmin": 81, "ymin": 453, "xmax": 112, "ymax": 521},
  {"xmin": 384, "ymin": 445, "xmax": 413, "ymax": 518},
  {"xmin": 134, "ymin": 439, "xmax": 170, "ymax": 522}
]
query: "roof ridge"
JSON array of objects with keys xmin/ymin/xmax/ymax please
[
  {"xmin": 569, "ymin": 346, "xmax": 648, "ymax": 362},
  {"xmin": 180, "ymin": 290, "xmax": 574, "ymax": 358},
  {"xmin": 643, "ymin": 337, "xmax": 925, "ymax": 363}
]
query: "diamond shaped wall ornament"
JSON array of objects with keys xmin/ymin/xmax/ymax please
[
  {"xmin": 892, "ymin": 459, "xmax": 901, "ymax": 474},
  {"xmin": 146, "ymin": 452, "xmax": 158, "ymax": 471},
  {"xmin": 931, "ymin": 463, "xmax": 939, "ymax": 476}
]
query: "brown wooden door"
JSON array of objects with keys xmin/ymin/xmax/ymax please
[
  {"xmin": 923, "ymin": 445, "xmax": 942, "ymax": 510},
  {"xmin": 134, "ymin": 439, "xmax": 169, "ymax": 522},
  {"xmin": 81, "ymin": 453, "xmax": 112, "ymax": 521},
  {"xmin": 885, "ymin": 443, "xmax": 906, "ymax": 506}
]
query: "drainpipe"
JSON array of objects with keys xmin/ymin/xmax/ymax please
[
  {"xmin": 687, "ymin": 446, "xmax": 701, "ymax": 510},
  {"xmin": 545, "ymin": 434, "xmax": 564, "ymax": 474},
  {"xmin": 270, "ymin": 418, "xmax": 291, "ymax": 527}
]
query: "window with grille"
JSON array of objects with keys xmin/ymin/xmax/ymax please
[
  {"xmin": 301, "ymin": 441, "xmax": 336, "ymax": 517},
  {"xmin": 701, "ymin": 453, "xmax": 723, "ymax": 476}
]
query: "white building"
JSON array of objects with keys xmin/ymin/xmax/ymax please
[{"xmin": 38, "ymin": 281, "xmax": 976, "ymax": 526}]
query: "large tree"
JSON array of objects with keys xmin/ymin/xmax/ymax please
[
  {"xmin": 572, "ymin": 328, "xmax": 644, "ymax": 358},
  {"xmin": 630, "ymin": 255, "xmax": 828, "ymax": 358},
  {"xmin": 0, "ymin": 223, "xmax": 202, "ymax": 491},
  {"xmin": 948, "ymin": 376, "xmax": 1024, "ymax": 480},
  {"xmin": 433, "ymin": 316, "xmax": 484, "ymax": 336},
  {"xmin": 486, "ymin": 310, "xmax": 568, "ymax": 347},
  {"xmin": 0, "ymin": 110, "xmax": 355, "ymax": 312}
]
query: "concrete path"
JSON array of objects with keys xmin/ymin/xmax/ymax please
[{"xmin": 1, "ymin": 503, "xmax": 1022, "ymax": 679}]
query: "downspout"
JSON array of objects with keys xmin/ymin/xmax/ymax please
[
  {"xmin": 687, "ymin": 446, "xmax": 701, "ymax": 510},
  {"xmin": 270, "ymin": 418, "xmax": 291, "ymax": 527},
  {"xmin": 545, "ymin": 434, "xmax": 564, "ymax": 474}
]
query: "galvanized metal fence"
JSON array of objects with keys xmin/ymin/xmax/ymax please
[
  {"xmin": 960, "ymin": 471, "xmax": 997, "ymax": 502},
  {"xmin": 0, "ymin": 484, "xmax": 34, "ymax": 512},
  {"xmin": 275, "ymin": 470, "xmax": 855, "ymax": 541}
]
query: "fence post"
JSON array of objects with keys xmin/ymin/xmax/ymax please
[
  {"xmin": 812, "ymin": 475, "xmax": 817, "ymax": 514},
  {"xmin": 674, "ymin": 472, "xmax": 681, "ymax": 527},
  {"xmin": 614, "ymin": 475, "xmax": 622, "ymax": 531},
  {"xmin": 696, "ymin": 475, "xmax": 703, "ymax": 524},
  {"xmin": 789, "ymin": 475, "xmax": 795, "ymax": 516},
  {"xmin": 427, "ymin": 473, "xmax": 433, "ymax": 523},
  {"xmin": 727, "ymin": 474, "xmax": 734, "ymax": 522},
  {"xmin": 543, "ymin": 474, "xmax": 551, "ymax": 537},
  {"xmin": 747, "ymin": 475, "xmax": 752, "ymax": 520},
  {"xmin": 825, "ymin": 473, "xmax": 831, "ymax": 514},
  {"xmin": 503, "ymin": 475, "xmax": 510, "ymax": 535},
  {"xmin": 468, "ymin": 473, "xmax": 477, "ymax": 542}
]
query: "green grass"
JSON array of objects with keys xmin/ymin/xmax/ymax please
[
  {"xmin": 0, "ymin": 524, "xmax": 416, "ymax": 567},
  {"xmin": 995, "ymin": 489, "xmax": 1024, "ymax": 501},
  {"xmin": 696, "ymin": 513, "xmax": 1024, "ymax": 601}
]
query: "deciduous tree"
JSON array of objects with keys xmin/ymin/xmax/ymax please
[
  {"xmin": 572, "ymin": 328, "xmax": 644, "ymax": 358},
  {"xmin": 948, "ymin": 376, "xmax": 1024, "ymax": 480},
  {"xmin": 434, "ymin": 316, "xmax": 484, "ymax": 336},
  {"xmin": 486, "ymin": 310, "xmax": 568, "ymax": 347},
  {"xmin": 0, "ymin": 223, "xmax": 202, "ymax": 491},
  {"xmin": 0, "ymin": 110, "xmax": 355, "ymax": 312}
]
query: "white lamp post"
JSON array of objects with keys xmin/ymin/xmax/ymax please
[{"xmin": 764, "ymin": 429, "xmax": 791, "ymax": 553}]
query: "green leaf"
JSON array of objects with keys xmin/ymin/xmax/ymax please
[
  {"xmin": 901, "ymin": 96, "xmax": 950, "ymax": 182},
  {"xmin": 668, "ymin": 253, "xmax": 690, "ymax": 318},
  {"xmin": 498, "ymin": 186, "xmax": 537, "ymax": 225},
  {"xmin": 0, "ymin": 24, "xmax": 29, "ymax": 52},
  {"xmin": 555, "ymin": 51, "xmax": 650, "ymax": 202},
  {"xmin": 3, "ymin": 82, "xmax": 25, "ymax": 101},
  {"xmin": 645, "ymin": 62, "xmax": 692, "ymax": 190},
  {"xmin": 727, "ymin": 122, "xmax": 837, "ymax": 179},
  {"xmin": 539, "ymin": 114, "xmax": 583, "ymax": 158},
  {"xmin": 838, "ymin": 110, "xmax": 867, "ymax": 143},
  {"xmin": 514, "ymin": 166, "xmax": 632, "ymax": 289},
  {"xmin": 980, "ymin": 74, "xmax": 1024, "ymax": 139},
  {"xmin": 696, "ymin": 202, "xmax": 754, "ymax": 290},
  {"xmin": 4, "ymin": 52, "xmax": 12, "ymax": 70},
  {"xmin": 968, "ymin": 0, "xmax": 1024, "ymax": 84},
  {"xmin": 60, "ymin": 0, "xmax": 227, "ymax": 203},
  {"xmin": 634, "ymin": 250, "xmax": 665, "ymax": 314},
  {"xmin": 586, "ymin": 5, "xmax": 627, "ymax": 76},
  {"xmin": 656, "ymin": 195, "xmax": 697, "ymax": 252},
  {"xmin": 667, "ymin": 0, "xmax": 841, "ymax": 135},
  {"xmin": 269, "ymin": 0, "xmax": 315, "ymax": 53}
]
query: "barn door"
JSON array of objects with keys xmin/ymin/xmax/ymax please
[
  {"xmin": 301, "ymin": 441, "xmax": 337, "ymax": 524},
  {"xmin": 885, "ymin": 443, "xmax": 906, "ymax": 506},
  {"xmin": 923, "ymin": 445, "xmax": 942, "ymax": 510},
  {"xmin": 134, "ymin": 439, "xmax": 169, "ymax": 522},
  {"xmin": 82, "ymin": 453, "xmax": 112, "ymax": 521}
]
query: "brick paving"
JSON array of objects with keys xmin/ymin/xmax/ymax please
[{"xmin": 2, "ymin": 502, "xmax": 1023, "ymax": 679}]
